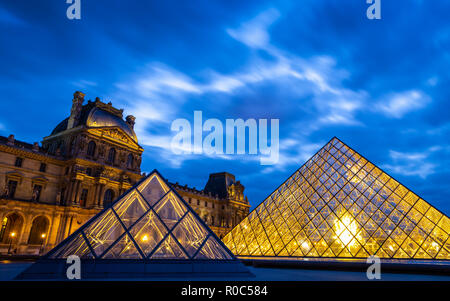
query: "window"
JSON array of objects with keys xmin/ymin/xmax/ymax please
[
  {"xmin": 197, "ymin": 199, "xmax": 200, "ymax": 206},
  {"xmin": 205, "ymin": 201, "xmax": 208, "ymax": 207},
  {"xmin": 211, "ymin": 216, "xmax": 215, "ymax": 226},
  {"xmin": 39, "ymin": 163, "xmax": 47, "ymax": 173},
  {"xmin": 87, "ymin": 141, "xmax": 96, "ymax": 157},
  {"xmin": 188, "ymin": 198, "xmax": 192, "ymax": 204},
  {"xmin": 222, "ymin": 205, "xmax": 225, "ymax": 210},
  {"xmin": 212, "ymin": 203, "xmax": 215, "ymax": 209},
  {"xmin": 7, "ymin": 180, "xmax": 18, "ymax": 198},
  {"xmin": 127, "ymin": 154, "xmax": 134, "ymax": 169},
  {"xmin": 103, "ymin": 189, "xmax": 115, "ymax": 208},
  {"xmin": 0, "ymin": 213, "xmax": 23, "ymax": 244},
  {"xmin": 107, "ymin": 148, "xmax": 116, "ymax": 164},
  {"xmin": 80, "ymin": 189, "xmax": 88, "ymax": 207},
  {"xmin": 14, "ymin": 157, "xmax": 23, "ymax": 167},
  {"xmin": 32, "ymin": 185, "xmax": 43, "ymax": 202},
  {"xmin": 27, "ymin": 216, "xmax": 48, "ymax": 245},
  {"xmin": 65, "ymin": 167, "xmax": 69, "ymax": 175},
  {"xmin": 86, "ymin": 168, "xmax": 92, "ymax": 176}
]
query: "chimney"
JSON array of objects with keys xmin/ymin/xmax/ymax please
[
  {"xmin": 126, "ymin": 115, "xmax": 136, "ymax": 129},
  {"xmin": 67, "ymin": 91, "xmax": 85, "ymax": 130},
  {"xmin": 7, "ymin": 134, "xmax": 14, "ymax": 146}
]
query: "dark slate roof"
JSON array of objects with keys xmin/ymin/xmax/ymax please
[{"xmin": 204, "ymin": 172, "xmax": 236, "ymax": 199}]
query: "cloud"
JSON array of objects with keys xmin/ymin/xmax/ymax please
[
  {"xmin": 71, "ymin": 80, "xmax": 98, "ymax": 89},
  {"xmin": 426, "ymin": 76, "xmax": 439, "ymax": 87},
  {"xmin": 108, "ymin": 8, "xmax": 369, "ymax": 171},
  {"xmin": 382, "ymin": 147, "xmax": 443, "ymax": 179},
  {"xmin": 376, "ymin": 90, "xmax": 431, "ymax": 118},
  {"xmin": 107, "ymin": 7, "xmax": 437, "ymax": 175},
  {"xmin": 226, "ymin": 8, "xmax": 280, "ymax": 49}
]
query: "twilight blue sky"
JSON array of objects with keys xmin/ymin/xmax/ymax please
[{"xmin": 0, "ymin": 1, "xmax": 449, "ymax": 215}]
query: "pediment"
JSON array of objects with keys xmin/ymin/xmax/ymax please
[{"xmin": 88, "ymin": 127, "xmax": 141, "ymax": 149}]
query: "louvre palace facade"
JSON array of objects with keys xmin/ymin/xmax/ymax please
[{"xmin": 0, "ymin": 91, "xmax": 249, "ymax": 256}]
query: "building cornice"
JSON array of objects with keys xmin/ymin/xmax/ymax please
[{"xmin": 0, "ymin": 143, "xmax": 65, "ymax": 165}]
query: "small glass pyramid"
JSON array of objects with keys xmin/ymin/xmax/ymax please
[
  {"xmin": 47, "ymin": 170, "xmax": 234, "ymax": 260},
  {"xmin": 223, "ymin": 137, "xmax": 450, "ymax": 260},
  {"xmin": 17, "ymin": 170, "xmax": 250, "ymax": 279}
]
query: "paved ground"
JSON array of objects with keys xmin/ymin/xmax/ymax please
[{"xmin": 1, "ymin": 261, "xmax": 449, "ymax": 281}]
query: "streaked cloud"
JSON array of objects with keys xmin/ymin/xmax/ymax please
[
  {"xmin": 376, "ymin": 90, "xmax": 431, "ymax": 118},
  {"xmin": 382, "ymin": 147, "xmax": 444, "ymax": 179}
]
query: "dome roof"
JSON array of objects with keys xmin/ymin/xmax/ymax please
[
  {"xmin": 50, "ymin": 100, "xmax": 138, "ymax": 143},
  {"xmin": 86, "ymin": 108, "xmax": 137, "ymax": 142}
]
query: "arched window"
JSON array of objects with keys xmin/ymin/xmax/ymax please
[
  {"xmin": 103, "ymin": 189, "xmax": 115, "ymax": 208},
  {"xmin": 87, "ymin": 141, "xmax": 96, "ymax": 157},
  {"xmin": 0, "ymin": 213, "xmax": 23, "ymax": 244},
  {"xmin": 127, "ymin": 154, "xmax": 134, "ymax": 169},
  {"xmin": 107, "ymin": 148, "xmax": 116, "ymax": 164},
  {"xmin": 28, "ymin": 216, "xmax": 49, "ymax": 245}
]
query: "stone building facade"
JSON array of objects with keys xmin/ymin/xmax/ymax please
[
  {"xmin": 0, "ymin": 92, "xmax": 249, "ymax": 255},
  {"xmin": 170, "ymin": 172, "xmax": 250, "ymax": 238}
]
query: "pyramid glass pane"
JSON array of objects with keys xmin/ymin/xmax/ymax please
[
  {"xmin": 172, "ymin": 212, "xmax": 209, "ymax": 258},
  {"xmin": 113, "ymin": 190, "xmax": 150, "ymax": 229},
  {"xmin": 48, "ymin": 233, "xmax": 94, "ymax": 259},
  {"xmin": 83, "ymin": 209, "xmax": 126, "ymax": 257},
  {"xmin": 152, "ymin": 191, "xmax": 187, "ymax": 230},
  {"xmin": 129, "ymin": 210, "xmax": 167, "ymax": 257},
  {"xmin": 137, "ymin": 174, "xmax": 170, "ymax": 206},
  {"xmin": 150, "ymin": 234, "xmax": 188, "ymax": 259},
  {"xmin": 194, "ymin": 236, "xmax": 233, "ymax": 260},
  {"xmin": 102, "ymin": 234, "xmax": 142, "ymax": 259},
  {"xmin": 224, "ymin": 137, "xmax": 450, "ymax": 260}
]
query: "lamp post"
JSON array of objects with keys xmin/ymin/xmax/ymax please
[
  {"xmin": 39, "ymin": 233, "xmax": 46, "ymax": 255},
  {"xmin": 7, "ymin": 232, "xmax": 16, "ymax": 255}
]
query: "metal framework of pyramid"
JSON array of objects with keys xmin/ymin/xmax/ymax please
[
  {"xmin": 17, "ymin": 170, "xmax": 250, "ymax": 279},
  {"xmin": 223, "ymin": 137, "xmax": 450, "ymax": 261}
]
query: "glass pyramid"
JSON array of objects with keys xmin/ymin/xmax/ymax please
[
  {"xmin": 223, "ymin": 137, "xmax": 450, "ymax": 260},
  {"xmin": 17, "ymin": 170, "xmax": 251, "ymax": 279},
  {"xmin": 46, "ymin": 170, "xmax": 235, "ymax": 260}
]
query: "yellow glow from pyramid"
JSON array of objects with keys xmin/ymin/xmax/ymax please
[
  {"xmin": 334, "ymin": 214, "xmax": 358, "ymax": 246},
  {"xmin": 223, "ymin": 138, "xmax": 450, "ymax": 260}
]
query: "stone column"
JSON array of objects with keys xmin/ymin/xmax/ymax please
[
  {"xmin": 93, "ymin": 184, "xmax": 100, "ymax": 209},
  {"xmin": 73, "ymin": 180, "xmax": 82, "ymax": 206},
  {"xmin": 18, "ymin": 214, "xmax": 32, "ymax": 246},
  {"xmin": 98, "ymin": 184, "xmax": 106, "ymax": 207},
  {"xmin": 64, "ymin": 214, "xmax": 74, "ymax": 239},
  {"xmin": 55, "ymin": 214, "xmax": 67, "ymax": 244},
  {"xmin": 47, "ymin": 213, "xmax": 59, "ymax": 249},
  {"xmin": 68, "ymin": 180, "xmax": 77, "ymax": 206}
]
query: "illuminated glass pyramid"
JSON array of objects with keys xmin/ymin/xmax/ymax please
[
  {"xmin": 18, "ymin": 170, "xmax": 249, "ymax": 279},
  {"xmin": 223, "ymin": 138, "xmax": 450, "ymax": 260}
]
